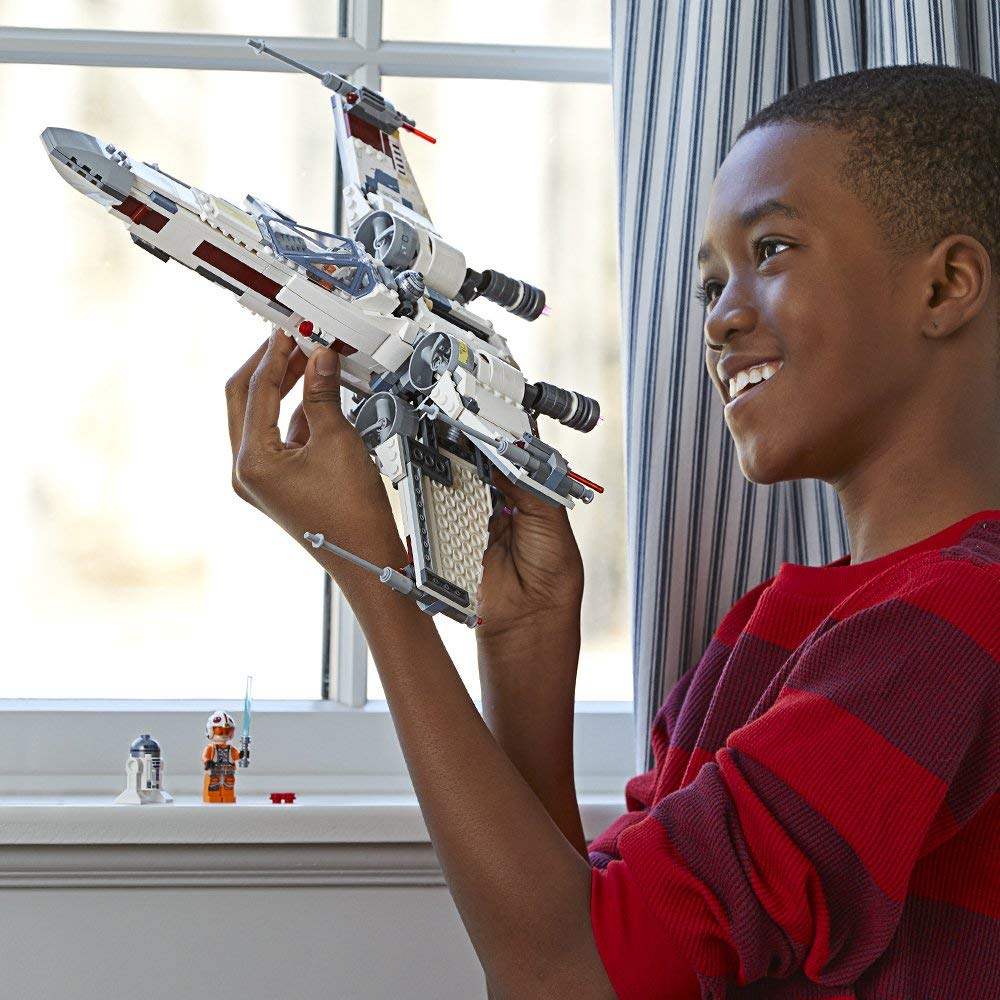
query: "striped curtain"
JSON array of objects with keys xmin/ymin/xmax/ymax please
[{"xmin": 611, "ymin": 0, "xmax": 1000, "ymax": 774}]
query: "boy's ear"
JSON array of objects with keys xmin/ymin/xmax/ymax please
[{"xmin": 923, "ymin": 233, "xmax": 994, "ymax": 337}]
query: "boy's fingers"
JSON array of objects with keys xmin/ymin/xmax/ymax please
[
  {"xmin": 286, "ymin": 402, "xmax": 310, "ymax": 448},
  {"xmin": 225, "ymin": 336, "xmax": 270, "ymax": 457},
  {"xmin": 493, "ymin": 465, "xmax": 552, "ymax": 516},
  {"xmin": 279, "ymin": 344, "xmax": 309, "ymax": 396},
  {"xmin": 486, "ymin": 504, "xmax": 512, "ymax": 550},
  {"xmin": 226, "ymin": 336, "xmax": 305, "ymax": 456},
  {"xmin": 490, "ymin": 467, "xmax": 528, "ymax": 515},
  {"xmin": 243, "ymin": 328, "xmax": 297, "ymax": 453}
]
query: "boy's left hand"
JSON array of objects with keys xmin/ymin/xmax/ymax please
[{"xmin": 224, "ymin": 328, "xmax": 407, "ymax": 585}]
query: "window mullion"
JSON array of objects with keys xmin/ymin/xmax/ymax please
[
  {"xmin": 326, "ymin": 43, "xmax": 371, "ymax": 707},
  {"xmin": 0, "ymin": 27, "xmax": 366, "ymax": 72},
  {"xmin": 329, "ymin": 589, "xmax": 370, "ymax": 707},
  {"xmin": 349, "ymin": 0, "xmax": 383, "ymax": 58},
  {"xmin": 0, "ymin": 26, "xmax": 609, "ymax": 83},
  {"xmin": 327, "ymin": 35, "xmax": 380, "ymax": 703}
]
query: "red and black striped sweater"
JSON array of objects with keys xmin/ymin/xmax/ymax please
[{"xmin": 589, "ymin": 509, "xmax": 1000, "ymax": 999}]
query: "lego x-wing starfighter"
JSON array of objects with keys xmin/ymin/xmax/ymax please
[{"xmin": 41, "ymin": 40, "xmax": 603, "ymax": 628}]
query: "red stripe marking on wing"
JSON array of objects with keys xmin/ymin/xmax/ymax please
[
  {"xmin": 112, "ymin": 195, "xmax": 169, "ymax": 233},
  {"xmin": 192, "ymin": 241, "xmax": 283, "ymax": 300}
]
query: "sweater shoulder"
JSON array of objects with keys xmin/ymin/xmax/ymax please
[
  {"xmin": 712, "ymin": 574, "xmax": 777, "ymax": 645},
  {"xmin": 940, "ymin": 515, "xmax": 1000, "ymax": 574},
  {"xmin": 828, "ymin": 519, "xmax": 1000, "ymax": 631}
]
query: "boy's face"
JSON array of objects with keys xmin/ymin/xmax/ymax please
[{"xmin": 697, "ymin": 122, "xmax": 919, "ymax": 485}]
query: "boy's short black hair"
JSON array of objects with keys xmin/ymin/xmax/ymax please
[{"xmin": 737, "ymin": 64, "xmax": 1000, "ymax": 346}]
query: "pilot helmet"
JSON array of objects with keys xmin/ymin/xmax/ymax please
[{"xmin": 205, "ymin": 711, "xmax": 236, "ymax": 740}]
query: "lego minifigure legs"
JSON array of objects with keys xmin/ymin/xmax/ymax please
[{"xmin": 203, "ymin": 772, "xmax": 237, "ymax": 802}]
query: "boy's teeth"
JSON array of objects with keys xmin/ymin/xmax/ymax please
[{"xmin": 728, "ymin": 362, "xmax": 780, "ymax": 399}]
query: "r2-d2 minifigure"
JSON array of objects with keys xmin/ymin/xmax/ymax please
[{"xmin": 114, "ymin": 733, "xmax": 173, "ymax": 805}]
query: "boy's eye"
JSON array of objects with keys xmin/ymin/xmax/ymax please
[{"xmin": 694, "ymin": 238, "xmax": 792, "ymax": 307}]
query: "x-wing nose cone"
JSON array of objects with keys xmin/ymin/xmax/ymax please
[{"xmin": 40, "ymin": 126, "xmax": 134, "ymax": 204}]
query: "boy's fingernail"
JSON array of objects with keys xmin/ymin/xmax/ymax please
[{"xmin": 315, "ymin": 348, "xmax": 336, "ymax": 375}]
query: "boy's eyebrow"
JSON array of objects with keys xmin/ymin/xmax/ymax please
[{"xmin": 697, "ymin": 198, "xmax": 804, "ymax": 267}]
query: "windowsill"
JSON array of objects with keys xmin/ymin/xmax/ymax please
[
  {"xmin": 0, "ymin": 792, "xmax": 626, "ymax": 845},
  {"xmin": 1, "ymin": 701, "xmax": 636, "ymax": 807}
]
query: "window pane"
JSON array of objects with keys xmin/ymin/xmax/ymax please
[
  {"xmin": 2, "ymin": 64, "xmax": 336, "ymax": 698},
  {"xmin": 383, "ymin": 0, "xmax": 610, "ymax": 48},
  {"xmin": 0, "ymin": 0, "xmax": 345, "ymax": 35},
  {"xmin": 367, "ymin": 76, "xmax": 629, "ymax": 703}
]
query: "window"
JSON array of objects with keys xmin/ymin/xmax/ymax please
[
  {"xmin": 0, "ymin": 1, "xmax": 341, "ymax": 35},
  {"xmin": 0, "ymin": 1, "xmax": 629, "ymax": 765},
  {"xmin": 0, "ymin": 63, "xmax": 334, "ymax": 700},
  {"xmin": 383, "ymin": 0, "xmax": 611, "ymax": 49}
]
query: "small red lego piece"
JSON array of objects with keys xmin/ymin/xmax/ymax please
[{"xmin": 270, "ymin": 792, "xmax": 296, "ymax": 804}]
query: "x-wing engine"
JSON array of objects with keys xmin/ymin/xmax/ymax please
[{"xmin": 41, "ymin": 42, "xmax": 603, "ymax": 628}]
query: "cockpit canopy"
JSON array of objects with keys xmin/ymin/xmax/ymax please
[{"xmin": 247, "ymin": 195, "xmax": 375, "ymax": 299}]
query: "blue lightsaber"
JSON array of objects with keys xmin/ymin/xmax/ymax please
[{"xmin": 239, "ymin": 675, "xmax": 252, "ymax": 768}]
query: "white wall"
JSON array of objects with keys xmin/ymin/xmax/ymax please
[{"xmin": 2, "ymin": 852, "xmax": 486, "ymax": 1000}]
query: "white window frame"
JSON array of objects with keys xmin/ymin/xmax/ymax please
[{"xmin": 0, "ymin": 3, "xmax": 631, "ymax": 795}]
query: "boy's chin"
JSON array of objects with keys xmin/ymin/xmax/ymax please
[{"xmin": 735, "ymin": 445, "xmax": 805, "ymax": 486}]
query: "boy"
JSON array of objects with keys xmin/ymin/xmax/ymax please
[
  {"xmin": 582, "ymin": 63, "xmax": 1000, "ymax": 998},
  {"xmin": 225, "ymin": 64, "xmax": 999, "ymax": 998}
]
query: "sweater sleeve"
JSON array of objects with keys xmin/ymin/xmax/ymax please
[
  {"xmin": 598, "ymin": 561, "xmax": 1000, "ymax": 995},
  {"xmin": 588, "ymin": 664, "xmax": 701, "ymax": 866}
]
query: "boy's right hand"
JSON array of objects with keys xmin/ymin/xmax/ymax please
[{"xmin": 475, "ymin": 467, "xmax": 585, "ymax": 646}]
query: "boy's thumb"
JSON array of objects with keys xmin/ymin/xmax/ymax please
[{"xmin": 302, "ymin": 347, "xmax": 350, "ymax": 432}]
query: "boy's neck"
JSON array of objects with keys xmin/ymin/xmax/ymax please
[{"xmin": 841, "ymin": 491, "xmax": 1000, "ymax": 564}]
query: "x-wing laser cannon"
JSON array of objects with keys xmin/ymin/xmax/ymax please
[{"xmin": 41, "ymin": 40, "xmax": 603, "ymax": 628}]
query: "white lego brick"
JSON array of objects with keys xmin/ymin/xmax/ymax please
[
  {"xmin": 236, "ymin": 288, "xmax": 294, "ymax": 329},
  {"xmin": 342, "ymin": 184, "xmax": 369, "ymax": 230},
  {"xmin": 455, "ymin": 369, "xmax": 532, "ymax": 436},
  {"xmin": 190, "ymin": 187, "xmax": 263, "ymax": 246},
  {"xmin": 373, "ymin": 436, "xmax": 407, "ymax": 485},
  {"xmin": 257, "ymin": 255, "xmax": 295, "ymax": 285},
  {"xmin": 277, "ymin": 273, "xmax": 389, "ymax": 356},
  {"xmin": 428, "ymin": 372, "xmax": 465, "ymax": 419},
  {"xmin": 130, "ymin": 161, "xmax": 200, "ymax": 215},
  {"xmin": 397, "ymin": 317, "xmax": 427, "ymax": 346},
  {"xmin": 356, "ymin": 281, "xmax": 402, "ymax": 317},
  {"xmin": 371, "ymin": 331, "xmax": 413, "ymax": 371},
  {"xmin": 469, "ymin": 351, "xmax": 526, "ymax": 401},
  {"xmin": 141, "ymin": 208, "xmax": 205, "ymax": 260}
]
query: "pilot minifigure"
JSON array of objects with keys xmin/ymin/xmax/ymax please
[{"xmin": 202, "ymin": 710, "xmax": 243, "ymax": 803}]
